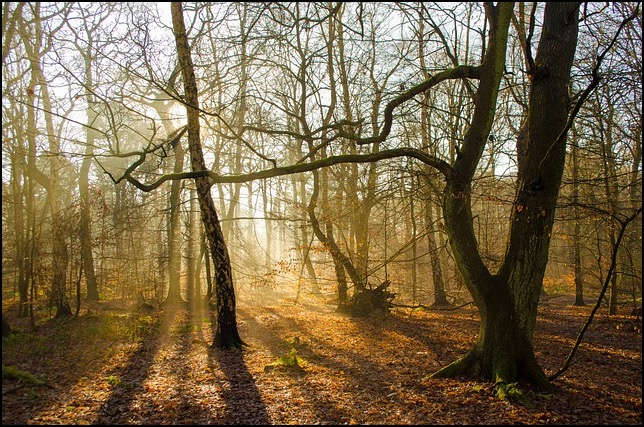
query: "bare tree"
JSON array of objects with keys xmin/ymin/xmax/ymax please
[
  {"xmin": 20, "ymin": 3, "xmax": 73, "ymax": 317},
  {"xmin": 171, "ymin": 2, "xmax": 244, "ymax": 348}
]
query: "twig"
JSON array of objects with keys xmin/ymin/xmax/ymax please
[{"xmin": 549, "ymin": 208, "xmax": 642, "ymax": 381}]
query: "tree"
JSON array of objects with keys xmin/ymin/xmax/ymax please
[
  {"xmin": 165, "ymin": 121, "xmax": 186, "ymax": 305},
  {"xmin": 65, "ymin": 3, "xmax": 113, "ymax": 302},
  {"xmin": 570, "ymin": 127, "xmax": 586, "ymax": 306},
  {"xmin": 426, "ymin": 2, "xmax": 579, "ymax": 389},
  {"xmin": 171, "ymin": 2, "xmax": 244, "ymax": 349},
  {"xmin": 20, "ymin": 3, "xmax": 73, "ymax": 318}
]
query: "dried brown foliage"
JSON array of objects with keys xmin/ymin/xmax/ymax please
[{"xmin": 2, "ymin": 295, "xmax": 641, "ymax": 424}]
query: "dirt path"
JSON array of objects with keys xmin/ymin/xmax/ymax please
[{"xmin": 2, "ymin": 298, "xmax": 642, "ymax": 424}]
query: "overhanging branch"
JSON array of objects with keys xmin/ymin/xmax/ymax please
[
  {"xmin": 339, "ymin": 64, "xmax": 482, "ymax": 145},
  {"xmin": 111, "ymin": 146, "xmax": 454, "ymax": 192}
]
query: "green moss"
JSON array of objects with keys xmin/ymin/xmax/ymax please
[
  {"xmin": 2, "ymin": 365, "xmax": 45, "ymax": 384},
  {"xmin": 264, "ymin": 348, "xmax": 307, "ymax": 372},
  {"xmin": 495, "ymin": 382, "xmax": 531, "ymax": 406}
]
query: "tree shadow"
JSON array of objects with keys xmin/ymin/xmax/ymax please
[
  {"xmin": 237, "ymin": 306, "xmax": 373, "ymax": 424},
  {"xmin": 206, "ymin": 308, "xmax": 271, "ymax": 425},
  {"xmin": 156, "ymin": 301, "xmax": 221, "ymax": 424},
  {"xmin": 2, "ymin": 302, "xmax": 168, "ymax": 425},
  {"xmin": 94, "ymin": 306, "xmax": 170, "ymax": 424},
  {"xmin": 96, "ymin": 302, "xmax": 229, "ymax": 424}
]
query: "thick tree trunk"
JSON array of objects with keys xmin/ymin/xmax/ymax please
[
  {"xmin": 172, "ymin": 1, "xmax": 244, "ymax": 349},
  {"xmin": 432, "ymin": 3, "xmax": 579, "ymax": 390},
  {"xmin": 432, "ymin": 282, "xmax": 550, "ymax": 389}
]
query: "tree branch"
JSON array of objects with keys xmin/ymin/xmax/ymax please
[
  {"xmin": 111, "ymin": 146, "xmax": 454, "ymax": 193},
  {"xmin": 340, "ymin": 65, "xmax": 482, "ymax": 145},
  {"xmin": 549, "ymin": 207, "xmax": 642, "ymax": 381},
  {"xmin": 538, "ymin": 4, "xmax": 641, "ymax": 174}
]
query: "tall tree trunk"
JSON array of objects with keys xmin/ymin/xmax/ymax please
[
  {"xmin": 571, "ymin": 128, "xmax": 585, "ymax": 306},
  {"xmin": 599, "ymin": 100, "xmax": 621, "ymax": 315},
  {"xmin": 165, "ymin": 138, "xmax": 185, "ymax": 304},
  {"xmin": 80, "ymin": 44, "xmax": 99, "ymax": 301},
  {"xmin": 299, "ymin": 178, "xmax": 318, "ymax": 284},
  {"xmin": 432, "ymin": 3, "xmax": 579, "ymax": 390},
  {"xmin": 186, "ymin": 187, "xmax": 198, "ymax": 303},
  {"xmin": 202, "ymin": 227, "xmax": 213, "ymax": 302},
  {"xmin": 10, "ymin": 130, "xmax": 28, "ymax": 315},
  {"xmin": 172, "ymin": 1, "xmax": 244, "ymax": 349},
  {"xmin": 626, "ymin": 116, "xmax": 642, "ymax": 305},
  {"xmin": 426, "ymin": 202, "xmax": 449, "ymax": 307},
  {"xmin": 409, "ymin": 180, "xmax": 418, "ymax": 302},
  {"xmin": 418, "ymin": 15, "xmax": 449, "ymax": 308},
  {"xmin": 25, "ymin": 51, "xmax": 38, "ymax": 324},
  {"xmin": 31, "ymin": 5, "xmax": 71, "ymax": 317},
  {"xmin": 260, "ymin": 179, "xmax": 273, "ymax": 272}
]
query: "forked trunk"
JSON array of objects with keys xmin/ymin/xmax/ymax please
[{"xmin": 431, "ymin": 2, "xmax": 579, "ymax": 390}]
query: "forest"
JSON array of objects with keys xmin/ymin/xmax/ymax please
[{"xmin": 1, "ymin": 2, "xmax": 642, "ymax": 425}]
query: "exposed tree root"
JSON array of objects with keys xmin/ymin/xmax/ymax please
[{"xmin": 347, "ymin": 280, "xmax": 396, "ymax": 317}]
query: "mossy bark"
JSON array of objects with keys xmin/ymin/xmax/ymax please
[
  {"xmin": 431, "ymin": 3, "xmax": 579, "ymax": 390},
  {"xmin": 431, "ymin": 281, "xmax": 551, "ymax": 391}
]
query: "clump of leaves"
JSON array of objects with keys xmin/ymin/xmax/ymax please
[
  {"xmin": 106, "ymin": 374, "xmax": 137, "ymax": 389},
  {"xmin": 264, "ymin": 348, "xmax": 306, "ymax": 372},
  {"xmin": 496, "ymin": 382, "xmax": 530, "ymax": 406},
  {"xmin": 106, "ymin": 374, "xmax": 122, "ymax": 386},
  {"xmin": 470, "ymin": 383, "xmax": 486, "ymax": 392},
  {"xmin": 2, "ymin": 365, "xmax": 45, "ymax": 384}
]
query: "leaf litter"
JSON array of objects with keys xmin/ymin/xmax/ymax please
[{"xmin": 2, "ymin": 295, "xmax": 641, "ymax": 425}]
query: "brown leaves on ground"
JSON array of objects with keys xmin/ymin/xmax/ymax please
[{"xmin": 2, "ymin": 295, "xmax": 641, "ymax": 425}]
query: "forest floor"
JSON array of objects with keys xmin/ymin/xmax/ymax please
[{"xmin": 2, "ymin": 293, "xmax": 642, "ymax": 425}]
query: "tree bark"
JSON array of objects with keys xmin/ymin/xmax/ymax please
[
  {"xmin": 172, "ymin": 1, "xmax": 244, "ymax": 349},
  {"xmin": 598, "ymin": 98, "xmax": 621, "ymax": 315},
  {"xmin": 432, "ymin": 3, "xmax": 580, "ymax": 390},
  {"xmin": 426, "ymin": 202, "xmax": 449, "ymax": 307},
  {"xmin": 10, "ymin": 128, "xmax": 28, "ymax": 315},
  {"xmin": 186, "ymin": 187, "xmax": 198, "ymax": 303},
  {"xmin": 165, "ymin": 138, "xmax": 185, "ymax": 305},
  {"xmin": 571, "ymin": 129, "xmax": 585, "ymax": 306},
  {"xmin": 80, "ymin": 41, "xmax": 99, "ymax": 301}
]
